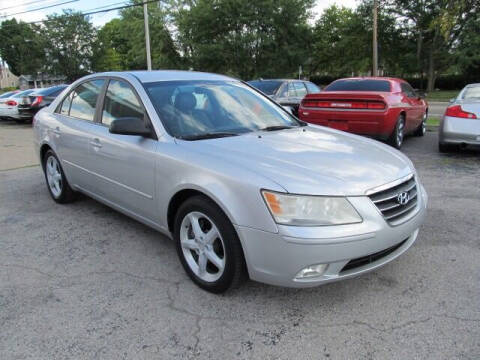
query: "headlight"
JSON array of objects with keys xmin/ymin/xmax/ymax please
[{"xmin": 262, "ymin": 190, "xmax": 362, "ymax": 226}]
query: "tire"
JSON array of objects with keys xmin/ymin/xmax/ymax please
[
  {"xmin": 42, "ymin": 150, "xmax": 76, "ymax": 203},
  {"xmin": 439, "ymin": 142, "xmax": 458, "ymax": 153},
  {"xmin": 414, "ymin": 112, "xmax": 427, "ymax": 137},
  {"xmin": 387, "ymin": 115, "xmax": 405, "ymax": 149},
  {"xmin": 174, "ymin": 195, "xmax": 247, "ymax": 293}
]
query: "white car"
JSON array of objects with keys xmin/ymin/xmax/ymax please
[{"xmin": 0, "ymin": 89, "xmax": 38, "ymax": 121}]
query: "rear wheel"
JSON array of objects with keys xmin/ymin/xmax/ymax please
[
  {"xmin": 387, "ymin": 115, "xmax": 405, "ymax": 149},
  {"xmin": 174, "ymin": 195, "xmax": 247, "ymax": 293},
  {"xmin": 42, "ymin": 150, "xmax": 76, "ymax": 203},
  {"xmin": 414, "ymin": 112, "xmax": 427, "ymax": 136}
]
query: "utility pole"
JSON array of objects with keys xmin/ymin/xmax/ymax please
[
  {"xmin": 372, "ymin": 0, "xmax": 378, "ymax": 76},
  {"xmin": 143, "ymin": 1, "xmax": 152, "ymax": 71}
]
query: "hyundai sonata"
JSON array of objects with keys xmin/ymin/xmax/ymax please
[{"xmin": 33, "ymin": 71, "xmax": 427, "ymax": 293}]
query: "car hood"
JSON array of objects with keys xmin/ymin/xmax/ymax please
[{"xmin": 178, "ymin": 126, "xmax": 414, "ymax": 196}]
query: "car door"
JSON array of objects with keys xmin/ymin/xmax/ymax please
[
  {"xmin": 401, "ymin": 82, "xmax": 423, "ymax": 132},
  {"xmin": 84, "ymin": 78, "xmax": 158, "ymax": 222},
  {"xmin": 52, "ymin": 79, "xmax": 106, "ymax": 189}
]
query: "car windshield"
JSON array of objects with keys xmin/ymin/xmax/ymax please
[
  {"xmin": 461, "ymin": 86, "xmax": 480, "ymax": 100},
  {"xmin": 247, "ymin": 80, "xmax": 283, "ymax": 95},
  {"xmin": 325, "ymin": 79, "xmax": 391, "ymax": 92},
  {"xmin": 145, "ymin": 80, "xmax": 302, "ymax": 139}
]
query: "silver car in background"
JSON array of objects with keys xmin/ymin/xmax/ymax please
[
  {"xmin": 33, "ymin": 71, "xmax": 427, "ymax": 293},
  {"xmin": 439, "ymin": 83, "xmax": 480, "ymax": 152}
]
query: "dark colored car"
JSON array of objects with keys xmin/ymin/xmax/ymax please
[
  {"xmin": 17, "ymin": 85, "xmax": 68, "ymax": 123},
  {"xmin": 247, "ymin": 79, "xmax": 321, "ymax": 116},
  {"xmin": 298, "ymin": 77, "xmax": 428, "ymax": 149}
]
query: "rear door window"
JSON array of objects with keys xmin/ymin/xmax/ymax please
[
  {"xmin": 68, "ymin": 79, "xmax": 105, "ymax": 121},
  {"xmin": 293, "ymin": 82, "xmax": 308, "ymax": 97}
]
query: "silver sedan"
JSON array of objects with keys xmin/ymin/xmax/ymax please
[
  {"xmin": 33, "ymin": 71, "xmax": 427, "ymax": 293},
  {"xmin": 439, "ymin": 83, "xmax": 480, "ymax": 152}
]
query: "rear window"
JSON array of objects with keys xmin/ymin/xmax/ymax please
[
  {"xmin": 325, "ymin": 79, "xmax": 391, "ymax": 92},
  {"xmin": 461, "ymin": 86, "xmax": 480, "ymax": 100},
  {"xmin": 248, "ymin": 80, "xmax": 283, "ymax": 95}
]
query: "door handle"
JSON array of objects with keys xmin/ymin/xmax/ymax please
[
  {"xmin": 90, "ymin": 138, "xmax": 102, "ymax": 148},
  {"xmin": 53, "ymin": 126, "xmax": 61, "ymax": 135}
]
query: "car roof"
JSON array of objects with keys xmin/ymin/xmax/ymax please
[
  {"xmin": 32, "ymin": 84, "xmax": 68, "ymax": 96},
  {"xmin": 334, "ymin": 77, "xmax": 404, "ymax": 83},
  {"xmin": 94, "ymin": 70, "xmax": 236, "ymax": 83},
  {"xmin": 248, "ymin": 79, "xmax": 309, "ymax": 82}
]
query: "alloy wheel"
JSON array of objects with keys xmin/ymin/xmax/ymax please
[
  {"xmin": 45, "ymin": 155, "xmax": 63, "ymax": 198},
  {"xmin": 396, "ymin": 118, "xmax": 405, "ymax": 147},
  {"xmin": 180, "ymin": 211, "xmax": 226, "ymax": 282}
]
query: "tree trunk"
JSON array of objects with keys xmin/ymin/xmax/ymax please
[{"xmin": 426, "ymin": 48, "xmax": 436, "ymax": 92}]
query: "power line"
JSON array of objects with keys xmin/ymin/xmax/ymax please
[
  {"xmin": 0, "ymin": 0, "xmax": 159, "ymax": 26},
  {"xmin": 0, "ymin": 0, "xmax": 80, "ymax": 18},
  {"xmin": 0, "ymin": 0, "xmax": 57, "ymax": 12}
]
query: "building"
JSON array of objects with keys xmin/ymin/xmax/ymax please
[
  {"xmin": 0, "ymin": 66, "xmax": 19, "ymax": 89},
  {"xmin": 18, "ymin": 74, "xmax": 66, "ymax": 90}
]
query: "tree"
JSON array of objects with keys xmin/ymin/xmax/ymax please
[
  {"xmin": 0, "ymin": 19, "xmax": 46, "ymax": 76},
  {"xmin": 42, "ymin": 10, "xmax": 97, "ymax": 82},
  {"xmin": 93, "ymin": 3, "xmax": 181, "ymax": 72},
  {"xmin": 172, "ymin": 0, "xmax": 315, "ymax": 79},
  {"xmin": 383, "ymin": 0, "xmax": 478, "ymax": 91}
]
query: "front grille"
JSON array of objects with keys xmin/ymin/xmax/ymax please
[
  {"xmin": 368, "ymin": 175, "xmax": 418, "ymax": 225},
  {"xmin": 340, "ymin": 238, "xmax": 408, "ymax": 273}
]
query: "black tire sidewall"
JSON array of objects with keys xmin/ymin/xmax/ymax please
[
  {"xmin": 173, "ymin": 196, "xmax": 245, "ymax": 293},
  {"xmin": 389, "ymin": 115, "xmax": 405, "ymax": 149}
]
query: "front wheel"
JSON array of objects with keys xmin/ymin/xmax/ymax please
[
  {"xmin": 174, "ymin": 196, "xmax": 247, "ymax": 293},
  {"xmin": 387, "ymin": 115, "xmax": 405, "ymax": 149}
]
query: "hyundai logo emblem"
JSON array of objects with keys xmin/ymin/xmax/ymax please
[{"xmin": 397, "ymin": 191, "xmax": 410, "ymax": 205}]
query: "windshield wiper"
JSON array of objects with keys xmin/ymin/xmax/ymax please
[
  {"xmin": 259, "ymin": 125, "xmax": 297, "ymax": 132},
  {"xmin": 177, "ymin": 132, "xmax": 239, "ymax": 141}
]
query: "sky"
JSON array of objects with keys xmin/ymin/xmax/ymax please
[{"xmin": 0, "ymin": 0, "xmax": 359, "ymax": 27}]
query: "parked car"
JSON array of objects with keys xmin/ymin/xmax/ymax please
[
  {"xmin": 0, "ymin": 89, "xmax": 38, "ymax": 121},
  {"xmin": 17, "ymin": 85, "xmax": 68, "ymax": 123},
  {"xmin": 0, "ymin": 90, "xmax": 19, "ymax": 101},
  {"xmin": 247, "ymin": 79, "xmax": 321, "ymax": 116},
  {"xmin": 298, "ymin": 77, "xmax": 428, "ymax": 149},
  {"xmin": 34, "ymin": 71, "xmax": 427, "ymax": 293},
  {"xmin": 439, "ymin": 83, "xmax": 480, "ymax": 152}
]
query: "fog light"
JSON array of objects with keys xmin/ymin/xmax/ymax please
[{"xmin": 295, "ymin": 264, "xmax": 328, "ymax": 279}]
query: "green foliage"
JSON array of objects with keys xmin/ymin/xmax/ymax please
[
  {"xmin": 0, "ymin": 19, "xmax": 46, "ymax": 76},
  {"xmin": 92, "ymin": 4, "xmax": 181, "ymax": 72},
  {"xmin": 42, "ymin": 10, "xmax": 97, "ymax": 82},
  {"xmin": 172, "ymin": 0, "xmax": 315, "ymax": 79},
  {"xmin": 0, "ymin": 0, "xmax": 478, "ymax": 88}
]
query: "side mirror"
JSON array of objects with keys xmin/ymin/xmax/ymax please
[{"xmin": 109, "ymin": 117, "xmax": 151, "ymax": 137}]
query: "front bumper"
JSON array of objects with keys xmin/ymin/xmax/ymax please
[
  {"xmin": 235, "ymin": 184, "xmax": 427, "ymax": 288},
  {"xmin": 439, "ymin": 116, "xmax": 480, "ymax": 145}
]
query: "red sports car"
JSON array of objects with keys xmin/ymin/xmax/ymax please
[{"xmin": 298, "ymin": 77, "xmax": 428, "ymax": 148}]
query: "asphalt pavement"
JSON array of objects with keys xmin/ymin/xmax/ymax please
[{"xmin": 1, "ymin": 121, "xmax": 479, "ymax": 359}]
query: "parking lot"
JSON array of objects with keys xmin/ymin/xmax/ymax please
[{"xmin": 1, "ymin": 120, "xmax": 479, "ymax": 359}]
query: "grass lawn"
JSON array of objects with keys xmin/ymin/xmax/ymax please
[
  {"xmin": 426, "ymin": 90, "xmax": 460, "ymax": 102},
  {"xmin": 427, "ymin": 116, "xmax": 440, "ymax": 126}
]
